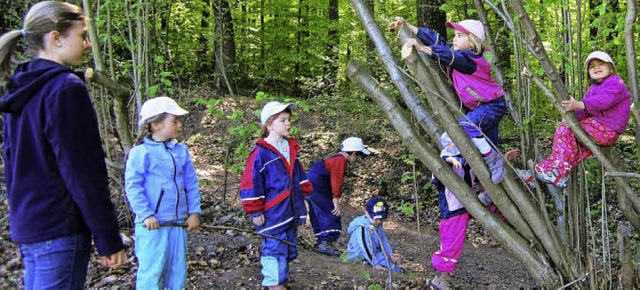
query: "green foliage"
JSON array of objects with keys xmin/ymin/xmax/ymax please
[
  {"xmin": 367, "ymin": 283, "xmax": 383, "ymax": 290},
  {"xmin": 396, "ymin": 202, "xmax": 416, "ymax": 216},
  {"xmin": 363, "ymin": 269, "xmax": 372, "ymax": 281}
]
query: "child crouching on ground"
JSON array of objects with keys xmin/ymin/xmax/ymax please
[{"xmin": 346, "ymin": 196, "xmax": 404, "ymax": 273}]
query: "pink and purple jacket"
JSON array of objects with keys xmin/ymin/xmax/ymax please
[
  {"xmin": 575, "ymin": 74, "xmax": 631, "ymax": 134},
  {"xmin": 239, "ymin": 138, "xmax": 313, "ymax": 235},
  {"xmin": 416, "ymin": 27, "xmax": 504, "ymax": 110}
]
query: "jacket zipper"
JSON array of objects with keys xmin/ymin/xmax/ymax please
[{"xmin": 164, "ymin": 143, "xmax": 180, "ymax": 219}]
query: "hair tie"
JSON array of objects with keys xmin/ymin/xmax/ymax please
[{"xmin": 19, "ymin": 29, "xmax": 27, "ymax": 37}]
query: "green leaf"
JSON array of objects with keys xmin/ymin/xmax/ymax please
[{"xmin": 154, "ymin": 55, "xmax": 165, "ymax": 64}]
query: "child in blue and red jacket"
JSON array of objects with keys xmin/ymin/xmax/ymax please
[
  {"xmin": 239, "ymin": 101, "xmax": 313, "ymax": 290},
  {"xmin": 306, "ymin": 137, "xmax": 370, "ymax": 257},
  {"xmin": 390, "ymin": 18, "xmax": 507, "ymax": 184},
  {"xmin": 517, "ymin": 51, "xmax": 631, "ymax": 188}
]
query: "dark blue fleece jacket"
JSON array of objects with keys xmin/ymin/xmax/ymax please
[{"xmin": 0, "ymin": 59, "xmax": 123, "ymax": 256}]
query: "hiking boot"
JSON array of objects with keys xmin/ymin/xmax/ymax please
[
  {"xmin": 477, "ymin": 191, "xmax": 492, "ymax": 206},
  {"xmin": 483, "ymin": 149, "xmax": 504, "ymax": 184},
  {"xmin": 428, "ymin": 273, "xmax": 452, "ymax": 290},
  {"xmin": 317, "ymin": 241, "xmax": 341, "ymax": 257},
  {"xmin": 535, "ymin": 169, "xmax": 568, "ymax": 189},
  {"xmin": 515, "ymin": 169, "xmax": 536, "ymax": 189}
]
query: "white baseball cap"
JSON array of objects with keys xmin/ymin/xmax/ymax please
[
  {"xmin": 260, "ymin": 101, "xmax": 297, "ymax": 125},
  {"xmin": 446, "ymin": 20, "xmax": 485, "ymax": 42},
  {"xmin": 341, "ymin": 137, "xmax": 371, "ymax": 155},
  {"xmin": 584, "ymin": 51, "xmax": 614, "ymax": 68},
  {"xmin": 139, "ymin": 96, "xmax": 189, "ymax": 126}
]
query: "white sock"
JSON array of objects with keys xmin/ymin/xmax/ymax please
[{"xmin": 472, "ymin": 137, "xmax": 492, "ymax": 155}]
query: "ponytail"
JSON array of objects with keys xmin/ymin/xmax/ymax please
[
  {"xmin": 0, "ymin": 30, "xmax": 23, "ymax": 80},
  {"xmin": 0, "ymin": 1, "xmax": 85, "ymax": 81}
]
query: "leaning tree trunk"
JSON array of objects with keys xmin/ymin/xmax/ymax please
[
  {"xmin": 396, "ymin": 25, "xmax": 578, "ymax": 282},
  {"xmin": 350, "ymin": 0, "xmax": 441, "ymax": 148},
  {"xmin": 346, "ymin": 60, "xmax": 558, "ymax": 286},
  {"xmin": 348, "ymin": 0, "xmax": 575, "ymax": 285}
]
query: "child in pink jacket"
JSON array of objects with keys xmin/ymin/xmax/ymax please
[{"xmin": 518, "ymin": 51, "xmax": 631, "ymax": 188}]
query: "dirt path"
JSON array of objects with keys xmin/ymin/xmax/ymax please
[{"xmin": 185, "ymin": 202, "xmax": 536, "ymax": 289}]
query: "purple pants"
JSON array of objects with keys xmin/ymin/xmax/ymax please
[{"xmin": 536, "ymin": 118, "xmax": 619, "ymax": 179}]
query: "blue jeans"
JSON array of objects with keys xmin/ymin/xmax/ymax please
[
  {"xmin": 459, "ymin": 97, "xmax": 506, "ymax": 146},
  {"xmin": 20, "ymin": 233, "xmax": 91, "ymax": 290}
]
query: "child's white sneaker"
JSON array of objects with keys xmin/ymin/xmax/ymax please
[
  {"xmin": 428, "ymin": 273, "xmax": 452, "ymax": 290},
  {"xmin": 515, "ymin": 169, "xmax": 536, "ymax": 189},
  {"xmin": 535, "ymin": 169, "xmax": 568, "ymax": 189}
]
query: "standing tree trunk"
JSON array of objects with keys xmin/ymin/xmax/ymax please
[
  {"xmin": 198, "ymin": 0, "xmax": 214, "ymax": 74},
  {"xmin": 83, "ymin": 0, "xmax": 133, "ymax": 154},
  {"xmin": 364, "ymin": 0, "xmax": 376, "ymax": 72},
  {"xmin": 416, "ymin": 0, "xmax": 446, "ymax": 38},
  {"xmin": 325, "ymin": 0, "xmax": 339, "ymax": 85},
  {"xmin": 213, "ymin": 0, "xmax": 236, "ymax": 95},
  {"xmin": 624, "ymin": 0, "xmax": 640, "ymax": 152}
]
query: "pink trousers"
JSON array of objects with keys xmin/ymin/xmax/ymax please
[
  {"xmin": 536, "ymin": 118, "xmax": 619, "ymax": 179},
  {"xmin": 432, "ymin": 205, "xmax": 501, "ymax": 273}
]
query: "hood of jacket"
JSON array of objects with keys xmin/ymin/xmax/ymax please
[
  {"xmin": 348, "ymin": 215, "xmax": 374, "ymax": 234},
  {"xmin": 0, "ymin": 59, "xmax": 81, "ymax": 114}
]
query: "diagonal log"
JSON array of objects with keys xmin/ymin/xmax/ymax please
[
  {"xmin": 394, "ymin": 21, "xmax": 578, "ymax": 278},
  {"xmin": 85, "ymin": 68, "xmax": 134, "ymax": 154},
  {"xmin": 346, "ymin": 60, "xmax": 558, "ymax": 286},
  {"xmin": 349, "ymin": 0, "xmax": 441, "ymax": 146},
  {"xmin": 400, "ymin": 42, "xmax": 577, "ymax": 278},
  {"xmin": 397, "ymin": 34, "xmax": 538, "ymax": 244}
]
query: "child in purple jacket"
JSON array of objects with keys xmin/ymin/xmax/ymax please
[
  {"xmin": 518, "ymin": 51, "xmax": 631, "ymax": 188},
  {"xmin": 390, "ymin": 18, "xmax": 507, "ymax": 184}
]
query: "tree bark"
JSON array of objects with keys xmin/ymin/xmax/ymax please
[
  {"xmin": 416, "ymin": 0, "xmax": 446, "ymax": 37},
  {"xmin": 346, "ymin": 60, "xmax": 559, "ymax": 286},
  {"xmin": 350, "ymin": 0, "xmax": 440, "ymax": 145},
  {"xmin": 213, "ymin": 0, "xmax": 236, "ymax": 95},
  {"xmin": 325, "ymin": 0, "xmax": 339, "ymax": 82},
  {"xmin": 83, "ymin": 0, "xmax": 133, "ymax": 154},
  {"xmin": 84, "ymin": 69, "xmax": 133, "ymax": 154},
  {"xmin": 624, "ymin": 0, "xmax": 640, "ymax": 151}
]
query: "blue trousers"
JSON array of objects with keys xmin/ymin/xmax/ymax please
[
  {"xmin": 134, "ymin": 222, "xmax": 188, "ymax": 290},
  {"xmin": 307, "ymin": 196, "xmax": 341, "ymax": 243},
  {"xmin": 261, "ymin": 226, "xmax": 298, "ymax": 286},
  {"xmin": 459, "ymin": 97, "xmax": 506, "ymax": 146},
  {"xmin": 20, "ymin": 232, "xmax": 91, "ymax": 290}
]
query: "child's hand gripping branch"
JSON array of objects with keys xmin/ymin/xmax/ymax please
[{"xmin": 561, "ymin": 97, "xmax": 585, "ymax": 111}]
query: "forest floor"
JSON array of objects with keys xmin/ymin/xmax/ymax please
[{"xmin": 0, "ymin": 95, "xmax": 539, "ymax": 289}]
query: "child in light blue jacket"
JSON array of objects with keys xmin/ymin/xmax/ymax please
[
  {"xmin": 346, "ymin": 197, "xmax": 404, "ymax": 273},
  {"xmin": 125, "ymin": 97, "xmax": 202, "ymax": 290}
]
